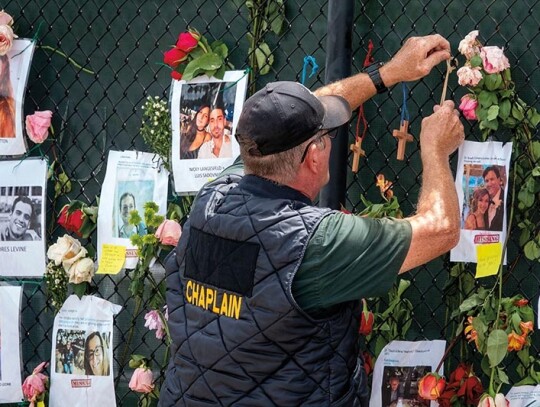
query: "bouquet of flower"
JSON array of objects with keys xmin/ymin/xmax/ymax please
[
  {"xmin": 45, "ymin": 235, "xmax": 95, "ymax": 312},
  {"xmin": 456, "ymin": 30, "xmax": 540, "ymax": 140},
  {"xmin": 163, "ymin": 28, "xmax": 231, "ymax": 81}
]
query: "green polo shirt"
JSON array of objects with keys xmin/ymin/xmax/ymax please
[
  {"xmin": 219, "ymin": 158, "xmax": 412, "ymax": 316},
  {"xmin": 293, "ymin": 213, "xmax": 412, "ymax": 317}
]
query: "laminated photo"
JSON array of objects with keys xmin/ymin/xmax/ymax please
[
  {"xmin": 0, "ymin": 158, "xmax": 47, "ymax": 277},
  {"xmin": 49, "ymin": 295, "xmax": 122, "ymax": 407},
  {"xmin": 97, "ymin": 150, "xmax": 169, "ymax": 269},
  {"xmin": 0, "ymin": 39, "xmax": 35, "ymax": 156},
  {"xmin": 450, "ymin": 140, "xmax": 512, "ymax": 264},
  {"xmin": 369, "ymin": 340, "xmax": 446, "ymax": 407},
  {"xmin": 171, "ymin": 71, "xmax": 248, "ymax": 194},
  {"xmin": 0, "ymin": 285, "xmax": 23, "ymax": 403}
]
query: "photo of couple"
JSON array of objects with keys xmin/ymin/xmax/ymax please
[{"xmin": 462, "ymin": 165, "xmax": 506, "ymax": 232}]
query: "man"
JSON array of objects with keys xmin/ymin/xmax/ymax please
[
  {"xmin": 383, "ymin": 376, "xmax": 403, "ymax": 406},
  {"xmin": 117, "ymin": 192, "xmax": 146, "ymax": 238},
  {"xmin": 0, "ymin": 196, "xmax": 37, "ymax": 241},
  {"xmin": 483, "ymin": 166, "xmax": 504, "ymax": 231},
  {"xmin": 197, "ymin": 106, "xmax": 232, "ymax": 159},
  {"xmin": 160, "ymin": 34, "xmax": 464, "ymax": 406}
]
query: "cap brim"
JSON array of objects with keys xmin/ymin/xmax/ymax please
[{"xmin": 318, "ymin": 95, "xmax": 352, "ymax": 130}]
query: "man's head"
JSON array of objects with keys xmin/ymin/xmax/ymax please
[
  {"xmin": 9, "ymin": 196, "xmax": 33, "ymax": 239},
  {"xmin": 389, "ymin": 376, "xmax": 400, "ymax": 391},
  {"xmin": 209, "ymin": 107, "xmax": 225, "ymax": 140},
  {"xmin": 235, "ymin": 81, "xmax": 351, "ymax": 188},
  {"xmin": 119, "ymin": 192, "xmax": 136, "ymax": 226},
  {"xmin": 483, "ymin": 166, "xmax": 502, "ymax": 197}
]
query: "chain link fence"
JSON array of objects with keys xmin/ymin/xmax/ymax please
[{"xmin": 4, "ymin": 0, "xmax": 539, "ymax": 405}]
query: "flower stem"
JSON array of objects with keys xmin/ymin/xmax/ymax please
[{"xmin": 38, "ymin": 45, "xmax": 95, "ymax": 74}]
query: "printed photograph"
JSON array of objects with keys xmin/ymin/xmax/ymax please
[
  {"xmin": 0, "ymin": 39, "xmax": 35, "ymax": 155},
  {"xmin": 55, "ymin": 329, "xmax": 86, "ymax": 375},
  {"xmin": 461, "ymin": 164, "xmax": 507, "ymax": 232},
  {"xmin": 381, "ymin": 366, "xmax": 432, "ymax": 407},
  {"xmin": 83, "ymin": 331, "xmax": 111, "ymax": 376},
  {"xmin": 0, "ymin": 187, "xmax": 43, "ymax": 242},
  {"xmin": 178, "ymin": 81, "xmax": 238, "ymax": 160},
  {"xmin": 112, "ymin": 180, "xmax": 155, "ymax": 238}
]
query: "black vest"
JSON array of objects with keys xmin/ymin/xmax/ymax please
[{"xmin": 160, "ymin": 174, "xmax": 362, "ymax": 406}]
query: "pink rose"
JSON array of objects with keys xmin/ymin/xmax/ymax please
[
  {"xmin": 163, "ymin": 47, "xmax": 188, "ymax": 68},
  {"xmin": 129, "ymin": 367, "xmax": 154, "ymax": 394},
  {"xmin": 0, "ymin": 10, "xmax": 14, "ymax": 26},
  {"xmin": 144, "ymin": 309, "xmax": 167, "ymax": 339},
  {"xmin": 176, "ymin": 31, "xmax": 198, "ymax": 52},
  {"xmin": 458, "ymin": 30, "xmax": 480, "ymax": 59},
  {"xmin": 478, "ymin": 393, "xmax": 509, "ymax": 407},
  {"xmin": 457, "ymin": 66, "xmax": 483, "ymax": 87},
  {"xmin": 0, "ymin": 24, "xmax": 16, "ymax": 56},
  {"xmin": 22, "ymin": 362, "xmax": 49, "ymax": 406},
  {"xmin": 481, "ymin": 46, "xmax": 510, "ymax": 74},
  {"xmin": 25, "ymin": 110, "xmax": 53, "ymax": 143},
  {"xmin": 155, "ymin": 219, "xmax": 182, "ymax": 246},
  {"xmin": 459, "ymin": 95, "xmax": 478, "ymax": 120}
]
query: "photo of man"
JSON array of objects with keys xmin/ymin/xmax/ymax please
[
  {"xmin": 198, "ymin": 105, "xmax": 232, "ymax": 159},
  {"xmin": 117, "ymin": 192, "xmax": 147, "ymax": 238},
  {"xmin": 381, "ymin": 366, "xmax": 431, "ymax": 407},
  {"xmin": 0, "ymin": 195, "xmax": 39, "ymax": 241},
  {"xmin": 482, "ymin": 165, "xmax": 505, "ymax": 231}
]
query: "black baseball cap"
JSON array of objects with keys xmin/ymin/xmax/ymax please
[{"xmin": 236, "ymin": 81, "xmax": 351, "ymax": 156}]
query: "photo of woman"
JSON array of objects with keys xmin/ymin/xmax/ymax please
[
  {"xmin": 180, "ymin": 104, "xmax": 211, "ymax": 159},
  {"xmin": 84, "ymin": 331, "xmax": 110, "ymax": 376},
  {"xmin": 464, "ymin": 187, "xmax": 490, "ymax": 230},
  {"xmin": 0, "ymin": 54, "xmax": 15, "ymax": 138}
]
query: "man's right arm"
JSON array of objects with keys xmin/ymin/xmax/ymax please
[{"xmin": 400, "ymin": 101, "xmax": 464, "ymax": 273}]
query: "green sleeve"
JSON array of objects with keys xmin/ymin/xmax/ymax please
[{"xmin": 293, "ymin": 212, "xmax": 412, "ymax": 315}]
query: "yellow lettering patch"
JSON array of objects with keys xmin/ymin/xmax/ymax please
[{"xmin": 184, "ymin": 279, "xmax": 243, "ymax": 320}]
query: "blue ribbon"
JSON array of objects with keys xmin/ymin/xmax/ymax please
[
  {"xmin": 400, "ymin": 82, "xmax": 410, "ymax": 124},
  {"xmin": 301, "ymin": 56, "xmax": 319, "ymax": 85}
]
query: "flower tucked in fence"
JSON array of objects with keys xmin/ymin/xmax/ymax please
[
  {"xmin": 25, "ymin": 110, "xmax": 53, "ymax": 144},
  {"xmin": 162, "ymin": 28, "xmax": 231, "ymax": 81},
  {"xmin": 0, "ymin": 10, "xmax": 16, "ymax": 55},
  {"xmin": 22, "ymin": 362, "xmax": 49, "ymax": 407},
  {"xmin": 418, "ymin": 372, "xmax": 446, "ymax": 401},
  {"xmin": 57, "ymin": 200, "xmax": 98, "ymax": 238}
]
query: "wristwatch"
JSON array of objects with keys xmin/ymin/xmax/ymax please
[{"xmin": 365, "ymin": 62, "xmax": 387, "ymax": 94}]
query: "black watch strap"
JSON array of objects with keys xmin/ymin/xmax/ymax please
[{"xmin": 365, "ymin": 62, "xmax": 387, "ymax": 94}]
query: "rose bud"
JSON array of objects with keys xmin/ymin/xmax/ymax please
[
  {"xmin": 418, "ymin": 372, "xmax": 446, "ymax": 400},
  {"xmin": 358, "ymin": 298, "xmax": 374, "ymax": 336},
  {"xmin": 155, "ymin": 219, "xmax": 182, "ymax": 246}
]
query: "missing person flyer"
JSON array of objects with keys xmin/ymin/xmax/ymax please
[
  {"xmin": 0, "ymin": 285, "xmax": 23, "ymax": 403},
  {"xmin": 97, "ymin": 150, "xmax": 168, "ymax": 270},
  {"xmin": 0, "ymin": 158, "xmax": 47, "ymax": 277},
  {"xmin": 369, "ymin": 340, "xmax": 446, "ymax": 407},
  {"xmin": 450, "ymin": 140, "xmax": 512, "ymax": 264},
  {"xmin": 49, "ymin": 295, "xmax": 121, "ymax": 407},
  {"xmin": 170, "ymin": 71, "xmax": 247, "ymax": 194}
]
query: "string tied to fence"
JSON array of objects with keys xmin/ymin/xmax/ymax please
[
  {"xmin": 392, "ymin": 82, "xmax": 414, "ymax": 161},
  {"xmin": 350, "ymin": 40, "xmax": 374, "ymax": 173}
]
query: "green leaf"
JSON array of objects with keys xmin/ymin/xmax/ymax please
[
  {"xmin": 210, "ymin": 40, "xmax": 228, "ymax": 59},
  {"xmin": 487, "ymin": 105, "xmax": 499, "ymax": 121},
  {"xmin": 532, "ymin": 166, "xmax": 540, "ymax": 177},
  {"xmin": 497, "ymin": 366, "xmax": 510, "ymax": 384},
  {"xmin": 478, "ymin": 90, "xmax": 497, "ymax": 108},
  {"xmin": 459, "ymin": 294, "xmax": 484, "ymax": 313},
  {"xmin": 71, "ymin": 282, "xmax": 88, "ymax": 299},
  {"xmin": 255, "ymin": 42, "xmax": 274, "ymax": 75},
  {"xmin": 512, "ymin": 104, "xmax": 525, "ymax": 121},
  {"xmin": 487, "ymin": 329, "xmax": 508, "ymax": 368},
  {"xmin": 498, "ymin": 99, "xmax": 511, "ymax": 120},
  {"xmin": 183, "ymin": 53, "xmax": 223, "ymax": 81},
  {"xmin": 484, "ymin": 73, "xmax": 503, "ymax": 91},
  {"xmin": 524, "ymin": 240, "xmax": 540, "ymax": 260}
]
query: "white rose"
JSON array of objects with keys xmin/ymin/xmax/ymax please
[
  {"xmin": 46, "ymin": 234, "xmax": 87, "ymax": 272},
  {"xmin": 68, "ymin": 257, "xmax": 94, "ymax": 284}
]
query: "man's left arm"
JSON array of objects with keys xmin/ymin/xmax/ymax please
[{"xmin": 314, "ymin": 34, "xmax": 451, "ymax": 110}]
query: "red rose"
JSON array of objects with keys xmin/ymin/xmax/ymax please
[
  {"xmin": 57, "ymin": 205, "xmax": 85, "ymax": 237},
  {"xmin": 418, "ymin": 372, "xmax": 446, "ymax": 400},
  {"xmin": 176, "ymin": 31, "xmax": 198, "ymax": 52},
  {"xmin": 163, "ymin": 48, "xmax": 188, "ymax": 68},
  {"xmin": 449, "ymin": 363, "xmax": 471, "ymax": 383},
  {"xmin": 362, "ymin": 352, "xmax": 373, "ymax": 376},
  {"xmin": 514, "ymin": 298, "xmax": 528, "ymax": 307},
  {"xmin": 358, "ymin": 299, "xmax": 374, "ymax": 336},
  {"xmin": 171, "ymin": 70, "xmax": 183, "ymax": 80},
  {"xmin": 456, "ymin": 376, "xmax": 483, "ymax": 405}
]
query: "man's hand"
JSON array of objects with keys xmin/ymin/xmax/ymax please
[
  {"xmin": 420, "ymin": 100, "xmax": 464, "ymax": 157},
  {"xmin": 381, "ymin": 34, "xmax": 451, "ymax": 87}
]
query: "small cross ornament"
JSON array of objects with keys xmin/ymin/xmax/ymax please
[
  {"xmin": 392, "ymin": 119, "xmax": 413, "ymax": 161},
  {"xmin": 350, "ymin": 138, "xmax": 366, "ymax": 173}
]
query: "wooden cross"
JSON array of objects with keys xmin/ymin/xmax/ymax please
[
  {"xmin": 392, "ymin": 119, "xmax": 414, "ymax": 161},
  {"xmin": 350, "ymin": 138, "xmax": 366, "ymax": 173}
]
